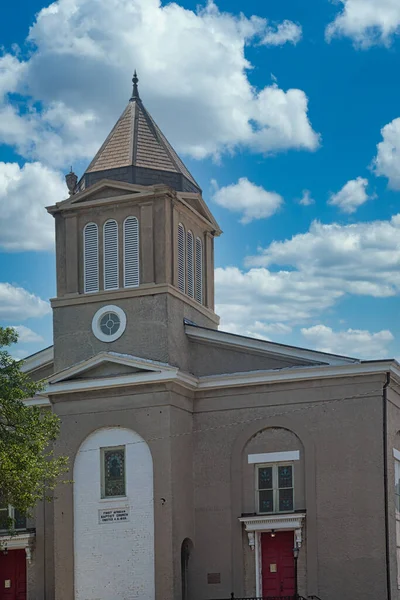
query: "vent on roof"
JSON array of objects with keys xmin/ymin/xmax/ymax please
[
  {"xmin": 104, "ymin": 219, "xmax": 119, "ymax": 290},
  {"xmin": 124, "ymin": 216, "xmax": 140, "ymax": 288},
  {"xmin": 195, "ymin": 237, "xmax": 203, "ymax": 304},
  {"xmin": 83, "ymin": 222, "xmax": 99, "ymax": 293},
  {"xmin": 187, "ymin": 231, "xmax": 194, "ymax": 298},
  {"xmin": 178, "ymin": 223, "xmax": 185, "ymax": 293}
]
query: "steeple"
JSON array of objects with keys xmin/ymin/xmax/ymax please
[{"xmin": 76, "ymin": 71, "xmax": 201, "ymax": 194}]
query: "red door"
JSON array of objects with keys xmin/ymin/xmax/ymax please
[
  {"xmin": 0, "ymin": 550, "xmax": 26, "ymax": 600},
  {"xmin": 261, "ymin": 531, "xmax": 295, "ymax": 598}
]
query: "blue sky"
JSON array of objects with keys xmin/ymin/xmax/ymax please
[{"xmin": 1, "ymin": 0, "xmax": 400, "ymax": 360}]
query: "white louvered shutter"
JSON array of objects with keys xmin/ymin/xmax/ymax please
[
  {"xmin": 187, "ymin": 231, "xmax": 194, "ymax": 298},
  {"xmin": 83, "ymin": 222, "xmax": 99, "ymax": 293},
  {"xmin": 104, "ymin": 220, "xmax": 119, "ymax": 290},
  {"xmin": 178, "ymin": 223, "xmax": 185, "ymax": 293},
  {"xmin": 195, "ymin": 237, "xmax": 203, "ymax": 304},
  {"xmin": 124, "ymin": 217, "xmax": 140, "ymax": 287}
]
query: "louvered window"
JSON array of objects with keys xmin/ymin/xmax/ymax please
[
  {"xmin": 104, "ymin": 220, "xmax": 119, "ymax": 290},
  {"xmin": 83, "ymin": 222, "xmax": 99, "ymax": 293},
  {"xmin": 178, "ymin": 223, "xmax": 185, "ymax": 293},
  {"xmin": 124, "ymin": 216, "xmax": 140, "ymax": 288},
  {"xmin": 195, "ymin": 237, "xmax": 203, "ymax": 304},
  {"xmin": 187, "ymin": 231, "xmax": 194, "ymax": 298}
]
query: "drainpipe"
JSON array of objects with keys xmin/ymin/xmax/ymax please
[{"xmin": 383, "ymin": 371, "xmax": 391, "ymax": 600}]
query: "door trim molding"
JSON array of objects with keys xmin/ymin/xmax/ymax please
[{"xmin": 239, "ymin": 514, "xmax": 306, "ymax": 597}]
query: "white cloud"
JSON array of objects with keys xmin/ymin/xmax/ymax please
[
  {"xmin": 246, "ymin": 215, "xmax": 400, "ymax": 297},
  {"xmin": 326, "ymin": 0, "xmax": 400, "ymax": 48},
  {"xmin": 0, "ymin": 283, "xmax": 51, "ymax": 321},
  {"xmin": 374, "ymin": 118, "xmax": 400, "ymax": 189},
  {"xmin": 215, "ymin": 214, "xmax": 400, "ymax": 338},
  {"xmin": 0, "ymin": 0, "xmax": 318, "ymax": 167},
  {"xmin": 11, "ymin": 325, "xmax": 44, "ymax": 344},
  {"xmin": 212, "ymin": 177, "xmax": 283, "ymax": 223},
  {"xmin": 298, "ymin": 189, "xmax": 314, "ymax": 206},
  {"xmin": 260, "ymin": 20, "xmax": 302, "ymax": 46},
  {"xmin": 0, "ymin": 162, "xmax": 66, "ymax": 251},
  {"xmin": 328, "ymin": 177, "xmax": 371, "ymax": 213},
  {"xmin": 301, "ymin": 324, "xmax": 394, "ymax": 358}
]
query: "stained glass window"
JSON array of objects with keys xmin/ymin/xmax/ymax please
[
  {"xmin": 102, "ymin": 447, "xmax": 126, "ymax": 498},
  {"xmin": 256, "ymin": 463, "xmax": 294, "ymax": 514}
]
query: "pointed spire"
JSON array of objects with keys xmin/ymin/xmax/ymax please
[{"xmin": 130, "ymin": 70, "xmax": 140, "ymax": 101}]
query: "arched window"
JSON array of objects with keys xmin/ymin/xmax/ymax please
[
  {"xmin": 187, "ymin": 231, "xmax": 194, "ymax": 298},
  {"xmin": 195, "ymin": 237, "xmax": 203, "ymax": 304},
  {"xmin": 124, "ymin": 217, "xmax": 140, "ymax": 288},
  {"xmin": 178, "ymin": 223, "xmax": 185, "ymax": 293},
  {"xmin": 104, "ymin": 220, "xmax": 119, "ymax": 290},
  {"xmin": 83, "ymin": 222, "xmax": 99, "ymax": 293}
]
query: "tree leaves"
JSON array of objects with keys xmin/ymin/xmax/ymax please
[{"xmin": 0, "ymin": 327, "xmax": 68, "ymax": 521}]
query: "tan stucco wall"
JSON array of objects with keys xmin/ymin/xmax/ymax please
[{"xmin": 38, "ymin": 371, "xmax": 388, "ymax": 600}]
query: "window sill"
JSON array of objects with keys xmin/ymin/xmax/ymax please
[{"xmin": 98, "ymin": 497, "xmax": 128, "ymax": 503}]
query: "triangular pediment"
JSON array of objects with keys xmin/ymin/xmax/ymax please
[
  {"xmin": 178, "ymin": 192, "xmax": 222, "ymax": 234},
  {"xmin": 48, "ymin": 352, "xmax": 177, "ymax": 385}
]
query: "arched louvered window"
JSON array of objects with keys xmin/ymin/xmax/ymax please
[
  {"xmin": 178, "ymin": 223, "xmax": 185, "ymax": 293},
  {"xmin": 124, "ymin": 216, "xmax": 140, "ymax": 288},
  {"xmin": 195, "ymin": 237, "xmax": 203, "ymax": 304},
  {"xmin": 103, "ymin": 219, "xmax": 119, "ymax": 290},
  {"xmin": 187, "ymin": 231, "xmax": 194, "ymax": 298},
  {"xmin": 83, "ymin": 222, "xmax": 99, "ymax": 293}
]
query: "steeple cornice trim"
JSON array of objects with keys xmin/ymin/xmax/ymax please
[{"xmin": 50, "ymin": 282, "xmax": 220, "ymax": 324}]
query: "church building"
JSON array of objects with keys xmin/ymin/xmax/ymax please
[{"xmin": 2, "ymin": 73, "xmax": 400, "ymax": 600}]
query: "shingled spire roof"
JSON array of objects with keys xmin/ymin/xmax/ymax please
[{"xmin": 78, "ymin": 72, "xmax": 201, "ymax": 194}]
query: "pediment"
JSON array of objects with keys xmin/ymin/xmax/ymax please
[
  {"xmin": 178, "ymin": 192, "xmax": 221, "ymax": 234},
  {"xmin": 48, "ymin": 352, "xmax": 176, "ymax": 385}
]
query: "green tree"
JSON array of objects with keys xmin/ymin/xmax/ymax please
[{"xmin": 0, "ymin": 326, "xmax": 68, "ymax": 524}]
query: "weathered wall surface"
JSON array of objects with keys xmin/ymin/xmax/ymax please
[{"xmin": 73, "ymin": 427, "xmax": 154, "ymax": 600}]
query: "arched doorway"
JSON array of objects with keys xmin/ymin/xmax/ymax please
[{"xmin": 181, "ymin": 538, "xmax": 193, "ymax": 600}]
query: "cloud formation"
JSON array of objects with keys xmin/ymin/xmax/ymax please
[
  {"xmin": 374, "ymin": 118, "xmax": 400, "ymax": 189},
  {"xmin": 261, "ymin": 21, "xmax": 302, "ymax": 47},
  {"xmin": 212, "ymin": 178, "xmax": 283, "ymax": 224},
  {"xmin": 301, "ymin": 324, "xmax": 394, "ymax": 358},
  {"xmin": 216, "ymin": 214, "xmax": 400, "ymax": 337},
  {"xmin": 12, "ymin": 325, "xmax": 44, "ymax": 344},
  {"xmin": 328, "ymin": 177, "xmax": 371, "ymax": 214},
  {"xmin": 326, "ymin": 0, "xmax": 400, "ymax": 48},
  {"xmin": 0, "ymin": 0, "xmax": 318, "ymax": 168},
  {"xmin": 0, "ymin": 162, "xmax": 66, "ymax": 251},
  {"xmin": 0, "ymin": 283, "xmax": 51, "ymax": 321}
]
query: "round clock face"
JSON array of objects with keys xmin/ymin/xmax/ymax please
[{"xmin": 92, "ymin": 305, "xmax": 126, "ymax": 342}]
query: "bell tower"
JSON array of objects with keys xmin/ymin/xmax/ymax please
[{"xmin": 47, "ymin": 73, "xmax": 221, "ymax": 373}]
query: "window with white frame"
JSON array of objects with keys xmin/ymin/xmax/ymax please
[
  {"xmin": 0, "ymin": 504, "xmax": 26, "ymax": 531},
  {"xmin": 101, "ymin": 446, "xmax": 126, "ymax": 498},
  {"xmin": 123, "ymin": 216, "xmax": 140, "ymax": 288},
  {"xmin": 256, "ymin": 463, "xmax": 294, "ymax": 514},
  {"xmin": 83, "ymin": 222, "xmax": 99, "ymax": 293},
  {"xmin": 103, "ymin": 219, "xmax": 119, "ymax": 290},
  {"xmin": 178, "ymin": 223, "xmax": 186, "ymax": 293}
]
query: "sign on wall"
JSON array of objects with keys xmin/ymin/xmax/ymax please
[{"xmin": 98, "ymin": 507, "xmax": 130, "ymax": 524}]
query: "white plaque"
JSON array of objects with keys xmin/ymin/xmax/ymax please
[{"xmin": 99, "ymin": 507, "xmax": 130, "ymax": 524}]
